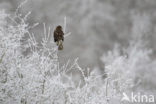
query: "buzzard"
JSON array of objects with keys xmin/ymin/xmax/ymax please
[{"xmin": 53, "ymin": 25, "xmax": 64, "ymax": 50}]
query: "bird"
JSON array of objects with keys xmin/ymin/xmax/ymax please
[{"xmin": 53, "ymin": 25, "xmax": 64, "ymax": 50}]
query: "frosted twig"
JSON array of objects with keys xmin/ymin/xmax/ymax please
[
  {"xmin": 15, "ymin": 0, "xmax": 28, "ymax": 16},
  {"xmin": 24, "ymin": 11, "xmax": 31, "ymax": 20},
  {"xmin": 63, "ymin": 16, "xmax": 71, "ymax": 38},
  {"xmin": 64, "ymin": 16, "xmax": 66, "ymax": 33},
  {"xmin": 64, "ymin": 32, "xmax": 71, "ymax": 38}
]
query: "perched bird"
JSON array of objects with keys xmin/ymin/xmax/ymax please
[{"xmin": 53, "ymin": 25, "xmax": 64, "ymax": 50}]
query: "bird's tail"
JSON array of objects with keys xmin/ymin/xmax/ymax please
[{"xmin": 57, "ymin": 40, "xmax": 63, "ymax": 50}]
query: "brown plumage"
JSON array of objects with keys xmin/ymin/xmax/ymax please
[{"xmin": 53, "ymin": 25, "xmax": 64, "ymax": 50}]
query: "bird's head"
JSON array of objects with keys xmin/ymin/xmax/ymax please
[{"xmin": 56, "ymin": 25, "xmax": 62, "ymax": 30}]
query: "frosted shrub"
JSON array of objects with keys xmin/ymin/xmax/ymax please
[
  {"xmin": 0, "ymin": 10, "xmax": 65, "ymax": 104},
  {"xmin": 101, "ymin": 13, "xmax": 156, "ymax": 103},
  {"xmin": 0, "ymin": 10, "xmax": 108, "ymax": 104},
  {"xmin": 101, "ymin": 39, "xmax": 154, "ymax": 103}
]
